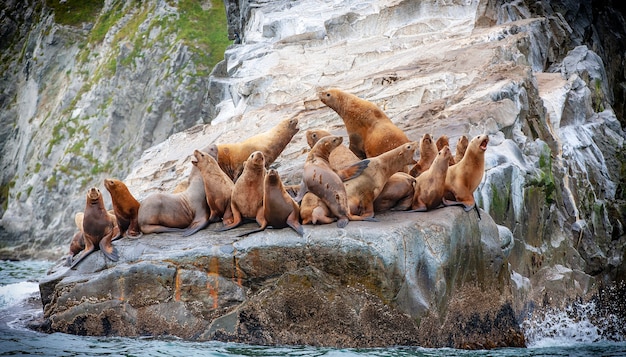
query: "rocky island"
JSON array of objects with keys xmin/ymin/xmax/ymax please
[{"xmin": 1, "ymin": 0, "xmax": 624, "ymax": 349}]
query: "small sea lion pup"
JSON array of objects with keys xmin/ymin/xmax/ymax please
[
  {"xmin": 411, "ymin": 145, "xmax": 453, "ymax": 212},
  {"xmin": 69, "ymin": 187, "xmax": 120, "ymax": 269},
  {"xmin": 192, "ymin": 149, "xmax": 234, "ymax": 224},
  {"xmin": 344, "ymin": 141, "xmax": 419, "ymax": 219},
  {"xmin": 218, "ymin": 151, "xmax": 267, "ymax": 233},
  {"xmin": 239, "ymin": 168, "xmax": 304, "ymax": 237},
  {"xmin": 104, "ymin": 178, "xmax": 142, "ymax": 239},
  {"xmin": 318, "ymin": 88, "xmax": 410, "ymax": 159},
  {"xmin": 409, "ymin": 133, "xmax": 438, "ymax": 177},
  {"xmin": 211, "ymin": 117, "xmax": 299, "ymax": 181},
  {"xmin": 295, "ymin": 135, "xmax": 373, "ymax": 228},
  {"xmin": 299, "ymin": 192, "xmax": 335, "ymax": 225},
  {"xmin": 138, "ymin": 163, "xmax": 211, "ymax": 236},
  {"xmin": 443, "ymin": 134, "xmax": 489, "ymax": 217}
]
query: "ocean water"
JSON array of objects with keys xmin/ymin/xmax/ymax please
[{"xmin": 1, "ymin": 260, "xmax": 625, "ymax": 357}]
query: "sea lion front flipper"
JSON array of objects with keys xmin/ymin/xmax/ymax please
[
  {"xmin": 286, "ymin": 212, "xmax": 304, "ymax": 236},
  {"xmin": 337, "ymin": 159, "xmax": 370, "ymax": 181},
  {"xmin": 293, "ymin": 180, "xmax": 308, "ymax": 203},
  {"xmin": 99, "ymin": 234, "xmax": 119, "ymax": 262}
]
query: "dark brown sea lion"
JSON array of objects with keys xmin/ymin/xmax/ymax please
[
  {"xmin": 411, "ymin": 146, "xmax": 452, "ymax": 211},
  {"xmin": 218, "ymin": 151, "xmax": 267, "ymax": 233},
  {"xmin": 191, "ymin": 149, "xmax": 234, "ymax": 224},
  {"xmin": 409, "ymin": 133, "xmax": 438, "ymax": 177},
  {"xmin": 239, "ymin": 168, "xmax": 304, "ymax": 236},
  {"xmin": 295, "ymin": 135, "xmax": 372, "ymax": 228},
  {"xmin": 212, "ymin": 117, "xmax": 299, "ymax": 181},
  {"xmin": 138, "ymin": 164, "xmax": 211, "ymax": 236},
  {"xmin": 318, "ymin": 88, "xmax": 410, "ymax": 159},
  {"xmin": 344, "ymin": 141, "xmax": 418, "ymax": 218},
  {"xmin": 104, "ymin": 178, "xmax": 141, "ymax": 239},
  {"xmin": 454, "ymin": 135, "xmax": 469, "ymax": 164},
  {"xmin": 444, "ymin": 134, "xmax": 489, "ymax": 215},
  {"xmin": 69, "ymin": 187, "xmax": 120, "ymax": 268}
]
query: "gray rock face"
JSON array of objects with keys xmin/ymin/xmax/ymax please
[{"xmin": 39, "ymin": 208, "xmax": 523, "ymax": 348}]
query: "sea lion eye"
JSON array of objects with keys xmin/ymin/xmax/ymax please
[{"xmin": 326, "ymin": 93, "xmax": 331, "ymax": 97}]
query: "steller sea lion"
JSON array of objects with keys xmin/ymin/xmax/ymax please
[
  {"xmin": 373, "ymin": 172, "xmax": 416, "ymax": 212},
  {"xmin": 344, "ymin": 141, "xmax": 418, "ymax": 218},
  {"xmin": 218, "ymin": 151, "xmax": 267, "ymax": 233},
  {"xmin": 295, "ymin": 135, "xmax": 373, "ymax": 228},
  {"xmin": 192, "ymin": 149, "xmax": 234, "ymax": 224},
  {"xmin": 69, "ymin": 187, "xmax": 120, "ymax": 269},
  {"xmin": 239, "ymin": 168, "xmax": 304, "ymax": 236},
  {"xmin": 104, "ymin": 178, "xmax": 142, "ymax": 239},
  {"xmin": 138, "ymin": 164, "xmax": 211, "ymax": 236},
  {"xmin": 436, "ymin": 135, "xmax": 456, "ymax": 166},
  {"xmin": 454, "ymin": 135, "xmax": 469, "ymax": 164},
  {"xmin": 411, "ymin": 146, "xmax": 452, "ymax": 211},
  {"xmin": 443, "ymin": 134, "xmax": 489, "ymax": 216},
  {"xmin": 211, "ymin": 117, "xmax": 299, "ymax": 181},
  {"xmin": 318, "ymin": 88, "xmax": 410, "ymax": 159},
  {"xmin": 409, "ymin": 133, "xmax": 438, "ymax": 177}
]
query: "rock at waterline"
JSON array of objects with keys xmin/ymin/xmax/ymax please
[{"xmin": 37, "ymin": 207, "xmax": 523, "ymax": 348}]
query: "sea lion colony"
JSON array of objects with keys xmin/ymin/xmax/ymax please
[{"xmin": 66, "ymin": 88, "xmax": 488, "ymax": 267}]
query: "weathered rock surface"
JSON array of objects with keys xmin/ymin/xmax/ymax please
[{"xmin": 39, "ymin": 207, "xmax": 523, "ymax": 348}]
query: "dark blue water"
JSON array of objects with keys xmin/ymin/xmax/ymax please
[{"xmin": 1, "ymin": 260, "xmax": 625, "ymax": 357}]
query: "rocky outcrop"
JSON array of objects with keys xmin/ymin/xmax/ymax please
[
  {"xmin": 39, "ymin": 208, "xmax": 523, "ymax": 348},
  {"xmin": 28, "ymin": 0, "xmax": 626, "ymax": 348}
]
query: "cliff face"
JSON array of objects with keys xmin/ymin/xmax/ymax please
[
  {"xmin": 8, "ymin": 0, "xmax": 626, "ymax": 347},
  {"xmin": 0, "ymin": 0, "xmax": 229, "ymax": 257}
]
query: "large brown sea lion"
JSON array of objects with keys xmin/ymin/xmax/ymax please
[
  {"xmin": 69, "ymin": 187, "xmax": 120, "ymax": 268},
  {"xmin": 138, "ymin": 164, "xmax": 211, "ymax": 236},
  {"xmin": 443, "ymin": 134, "xmax": 489, "ymax": 215},
  {"xmin": 211, "ymin": 117, "xmax": 299, "ymax": 181},
  {"xmin": 295, "ymin": 135, "xmax": 372, "ymax": 228},
  {"xmin": 409, "ymin": 133, "xmax": 438, "ymax": 177},
  {"xmin": 411, "ymin": 146, "xmax": 452, "ymax": 211},
  {"xmin": 104, "ymin": 178, "xmax": 141, "ymax": 239},
  {"xmin": 191, "ymin": 149, "xmax": 234, "ymax": 224},
  {"xmin": 454, "ymin": 135, "xmax": 469, "ymax": 164},
  {"xmin": 318, "ymin": 88, "xmax": 410, "ymax": 159},
  {"xmin": 240, "ymin": 168, "xmax": 304, "ymax": 236},
  {"xmin": 219, "ymin": 151, "xmax": 267, "ymax": 233},
  {"xmin": 344, "ymin": 141, "xmax": 418, "ymax": 218}
]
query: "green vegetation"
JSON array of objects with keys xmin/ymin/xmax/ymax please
[
  {"xmin": 176, "ymin": 0, "xmax": 230, "ymax": 75},
  {"xmin": 594, "ymin": 78, "xmax": 605, "ymax": 112},
  {"xmin": 530, "ymin": 151, "xmax": 556, "ymax": 205},
  {"xmin": 45, "ymin": 0, "xmax": 104, "ymax": 26}
]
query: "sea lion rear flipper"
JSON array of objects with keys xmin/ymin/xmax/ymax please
[
  {"xmin": 182, "ymin": 219, "xmax": 210, "ymax": 237},
  {"xmin": 69, "ymin": 246, "xmax": 96, "ymax": 269},
  {"xmin": 337, "ymin": 159, "xmax": 370, "ymax": 181}
]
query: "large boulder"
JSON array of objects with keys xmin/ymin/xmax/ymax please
[{"xmin": 38, "ymin": 208, "xmax": 523, "ymax": 348}]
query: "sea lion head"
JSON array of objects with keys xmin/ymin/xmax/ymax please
[
  {"xmin": 421, "ymin": 133, "xmax": 433, "ymax": 146},
  {"xmin": 266, "ymin": 168, "xmax": 281, "ymax": 185},
  {"xmin": 471, "ymin": 134, "xmax": 489, "ymax": 152},
  {"xmin": 305, "ymin": 129, "xmax": 331, "ymax": 148},
  {"xmin": 436, "ymin": 135, "xmax": 449, "ymax": 151},
  {"xmin": 247, "ymin": 151, "xmax": 266, "ymax": 167},
  {"xmin": 439, "ymin": 145, "xmax": 452, "ymax": 161},
  {"xmin": 398, "ymin": 141, "xmax": 419, "ymax": 164},
  {"xmin": 191, "ymin": 149, "xmax": 217, "ymax": 169},
  {"xmin": 318, "ymin": 88, "xmax": 342, "ymax": 108},
  {"xmin": 86, "ymin": 187, "xmax": 102, "ymax": 204},
  {"xmin": 284, "ymin": 117, "xmax": 299, "ymax": 131}
]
